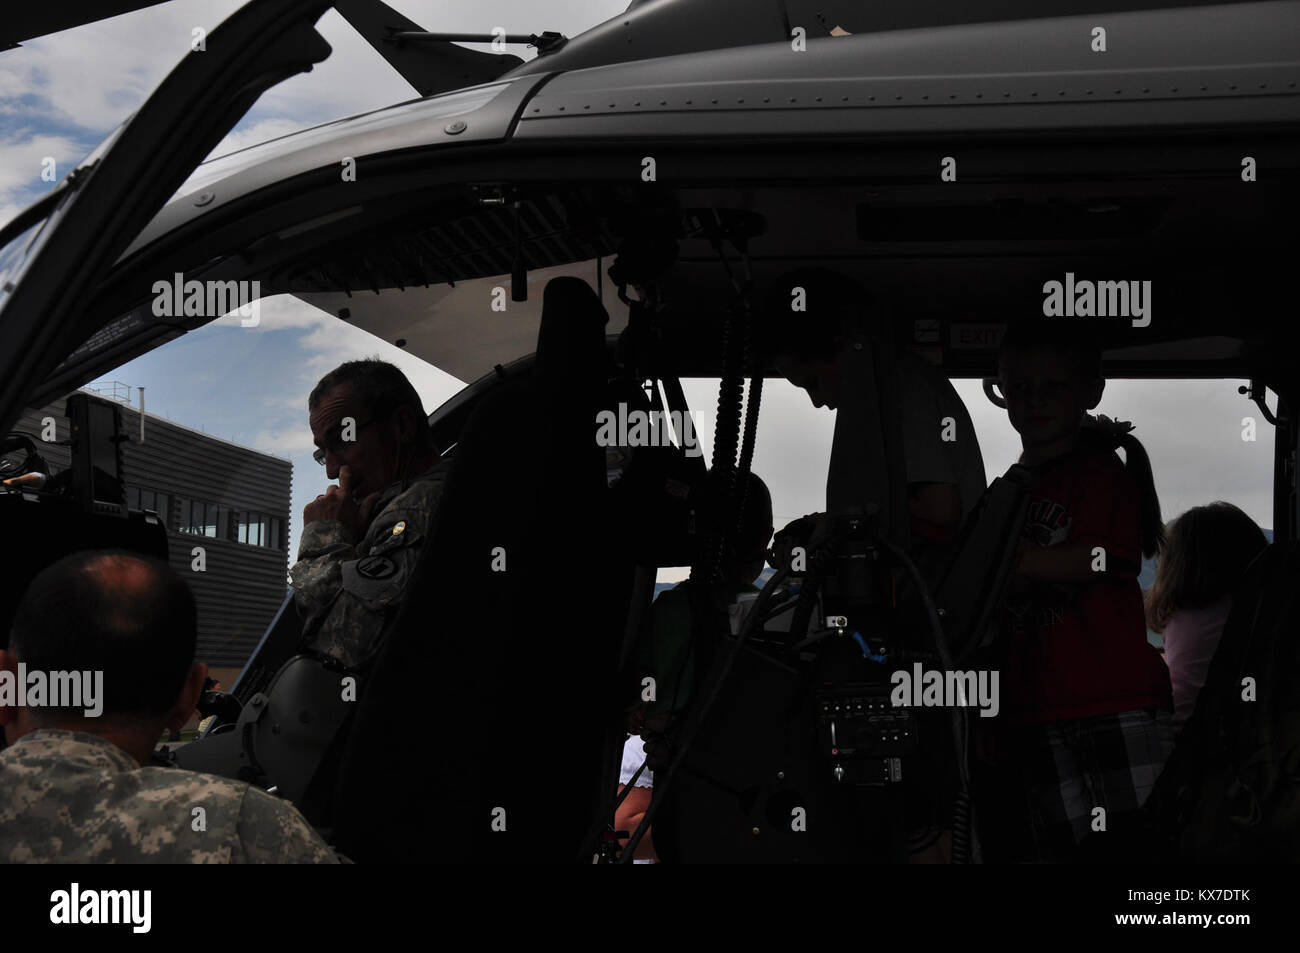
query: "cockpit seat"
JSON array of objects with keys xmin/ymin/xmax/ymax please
[{"xmin": 331, "ymin": 276, "xmax": 630, "ymax": 863}]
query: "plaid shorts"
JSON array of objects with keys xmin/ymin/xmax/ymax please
[{"xmin": 1016, "ymin": 708, "xmax": 1175, "ymax": 861}]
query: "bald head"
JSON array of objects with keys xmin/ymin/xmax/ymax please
[
  {"xmin": 8, "ymin": 550, "xmax": 197, "ymax": 719},
  {"xmin": 87, "ymin": 554, "xmax": 159, "ymax": 627}
]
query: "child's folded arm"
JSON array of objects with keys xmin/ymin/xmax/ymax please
[{"xmin": 1016, "ymin": 458, "xmax": 1142, "ymax": 581}]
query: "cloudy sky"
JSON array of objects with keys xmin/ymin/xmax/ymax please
[{"xmin": 0, "ymin": 0, "xmax": 1276, "ymax": 571}]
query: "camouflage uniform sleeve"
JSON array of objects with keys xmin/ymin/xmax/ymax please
[
  {"xmin": 236, "ymin": 787, "xmax": 341, "ymax": 863},
  {"xmin": 289, "ymin": 520, "xmax": 361, "ymax": 620},
  {"xmin": 292, "ymin": 471, "xmax": 447, "ymax": 669}
]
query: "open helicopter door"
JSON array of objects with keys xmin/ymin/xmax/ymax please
[
  {"xmin": 0, "ymin": 0, "xmax": 336, "ymax": 695},
  {"xmin": 0, "ymin": 0, "xmax": 335, "ymax": 436}
]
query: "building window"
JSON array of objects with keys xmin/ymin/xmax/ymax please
[
  {"xmin": 238, "ymin": 512, "xmax": 266, "ymax": 547},
  {"xmin": 127, "ymin": 487, "xmax": 170, "ymax": 529},
  {"xmin": 145, "ymin": 491, "xmax": 171, "ymax": 529},
  {"xmin": 177, "ymin": 498, "xmax": 218, "ymax": 537},
  {"xmin": 234, "ymin": 511, "xmax": 282, "ymax": 550}
]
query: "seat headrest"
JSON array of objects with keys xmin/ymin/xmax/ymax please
[{"xmin": 536, "ymin": 276, "xmax": 609, "ymax": 381}]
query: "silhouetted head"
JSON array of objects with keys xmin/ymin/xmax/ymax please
[
  {"xmin": 308, "ymin": 358, "xmax": 438, "ymax": 499},
  {"xmin": 2, "ymin": 550, "xmax": 207, "ymax": 762},
  {"xmin": 997, "ymin": 320, "xmax": 1104, "ymax": 453},
  {"xmin": 1147, "ymin": 502, "xmax": 1269, "ymax": 631},
  {"xmin": 762, "ymin": 267, "xmax": 877, "ymax": 411},
  {"xmin": 698, "ymin": 471, "xmax": 774, "ymax": 585}
]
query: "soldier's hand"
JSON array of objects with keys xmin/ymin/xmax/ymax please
[
  {"xmin": 358, "ymin": 489, "xmax": 383, "ymax": 527},
  {"xmin": 303, "ymin": 465, "xmax": 368, "ymax": 539}
]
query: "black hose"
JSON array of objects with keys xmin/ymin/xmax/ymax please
[
  {"xmin": 875, "ymin": 533, "xmax": 974, "ymax": 864},
  {"xmin": 950, "ymin": 789, "xmax": 974, "ymax": 865},
  {"xmin": 700, "ymin": 309, "xmax": 744, "ymax": 586},
  {"xmin": 734, "ymin": 375, "xmax": 763, "ymax": 540}
]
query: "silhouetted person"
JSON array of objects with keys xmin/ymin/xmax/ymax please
[
  {"xmin": 291, "ymin": 359, "xmax": 449, "ymax": 669},
  {"xmin": 0, "ymin": 550, "xmax": 338, "ymax": 862},
  {"xmin": 995, "ymin": 321, "xmax": 1172, "ymax": 861},
  {"xmin": 1147, "ymin": 502, "xmax": 1268, "ymax": 731}
]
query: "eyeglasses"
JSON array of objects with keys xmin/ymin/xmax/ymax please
[{"xmin": 313, "ymin": 416, "xmax": 379, "ymax": 465}]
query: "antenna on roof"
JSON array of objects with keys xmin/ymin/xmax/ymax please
[{"xmin": 390, "ymin": 31, "xmax": 567, "ymax": 54}]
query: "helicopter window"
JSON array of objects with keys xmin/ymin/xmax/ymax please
[
  {"xmin": 11, "ymin": 293, "xmax": 464, "ymax": 669},
  {"xmin": 12, "ymin": 281, "xmax": 1277, "ymax": 678},
  {"xmin": 655, "ymin": 374, "xmax": 1275, "ymax": 637}
]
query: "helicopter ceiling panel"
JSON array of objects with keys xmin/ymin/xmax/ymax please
[{"xmin": 295, "ymin": 258, "xmax": 630, "ymax": 385}]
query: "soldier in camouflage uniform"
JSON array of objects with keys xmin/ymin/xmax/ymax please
[
  {"xmin": 0, "ymin": 551, "xmax": 338, "ymax": 863},
  {"xmin": 289, "ymin": 360, "xmax": 448, "ymax": 670},
  {"xmin": 0, "ymin": 729, "xmax": 338, "ymax": 863}
]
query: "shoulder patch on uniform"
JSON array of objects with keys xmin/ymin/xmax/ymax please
[
  {"xmin": 356, "ymin": 555, "xmax": 397, "ymax": 579},
  {"xmin": 392, "ymin": 521, "xmax": 406, "ymax": 536}
]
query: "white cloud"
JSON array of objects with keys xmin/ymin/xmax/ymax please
[
  {"xmin": 0, "ymin": 1, "xmax": 246, "ymax": 131},
  {"xmin": 0, "ymin": 132, "xmax": 87, "ymax": 228},
  {"xmin": 211, "ymin": 292, "xmax": 465, "ymax": 422},
  {"xmin": 0, "ymin": 202, "xmax": 25, "ymax": 231},
  {"xmin": 211, "ymin": 293, "xmax": 333, "ymax": 331},
  {"xmin": 247, "ymin": 421, "xmax": 317, "ymax": 459},
  {"xmin": 0, "ymin": 132, "xmax": 83, "ymax": 193}
]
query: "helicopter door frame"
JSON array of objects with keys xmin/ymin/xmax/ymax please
[
  {"xmin": 0, "ymin": 0, "xmax": 336, "ymax": 436},
  {"xmin": 1275, "ymin": 393, "xmax": 1297, "ymax": 545}
]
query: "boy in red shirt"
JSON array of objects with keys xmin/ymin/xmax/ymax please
[{"xmin": 995, "ymin": 321, "xmax": 1174, "ymax": 861}]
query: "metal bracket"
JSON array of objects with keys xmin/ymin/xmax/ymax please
[
  {"xmin": 471, "ymin": 183, "xmax": 514, "ymax": 206},
  {"xmin": 1238, "ymin": 379, "xmax": 1280, "ymax": 427}
]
